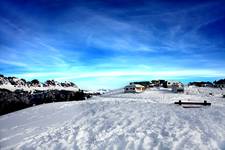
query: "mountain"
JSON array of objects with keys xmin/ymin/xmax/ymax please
[
  {"xmin": 0, "ymin": 75, "xmax": 79, "ymax": 92},
  {"xmin": 0, "ymin": 75, "xmax": 89, "ymax": 115}
]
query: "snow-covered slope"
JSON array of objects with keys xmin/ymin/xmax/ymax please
[{"xmin": 1, "ymin": 87, "xmax": 225, "ymax": 149}]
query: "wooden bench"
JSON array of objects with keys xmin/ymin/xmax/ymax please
[{"xmin": 174, "ymin": 100, "xmax": 211, "ymax": 108}]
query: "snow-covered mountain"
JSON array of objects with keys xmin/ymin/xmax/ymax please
[
  {"xmin": 0, "ymin": 75, "xmax": 79, "ymax": 92},
  {"xmin": 83, "ymin": 89, "xmax": 111, "ymax": 95},
  {"xmin": 1, "ymin": 86, "xmax": 225, "ymax": 149},
  {"xmin": 0, "ymin": 75, "xmax": 90, "ymax": 115}
]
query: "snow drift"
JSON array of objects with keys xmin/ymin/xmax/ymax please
[{"xmin": 1, "ymin": 87, "xmax": 225, "ymax": 149}]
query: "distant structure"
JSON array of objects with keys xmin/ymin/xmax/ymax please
[
  {"xmin": 128, "ymin": 80, "xmax": 184, "ymax": 89},
  {"xmin": 163, "ymin": 80, "xmax": 180, "ymax": 88},
  {"xmin": 124, "ymin": 84, "xmax": 145, "ymax": 93},
  {"xmin": 151, "ymin": 80, "xmax": 166, "ymax": 87},
  {"xmin": 129, "ymin": 81, "xmax": 151, "ymax": 88},
  {"xmin": 172, "ymin": 82, "xmax": 184, "ymax": 93}
]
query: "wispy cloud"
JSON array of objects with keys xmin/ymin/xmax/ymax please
[
  {"xmin": 0, "ymin": 59, "xmax": 28, "ymax": 67},
  {"xmin": 0, "ymin": 0, "xmax": 225, "ymax": 89},
  {"xmin": 15, "ymin": 68, "xmax": 225, "ymax": 81}
]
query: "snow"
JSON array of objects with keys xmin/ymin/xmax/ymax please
[
  {"xmin": 0, "ymin": 77, "xmax": 79, "ymax": 92},
  {"xmin": 1, "ymin": 86, "xmax": 225, "ymax": 149},
  {"xmin": 0, "ymin": 84, "xmax": 79, "ymax": 92}
]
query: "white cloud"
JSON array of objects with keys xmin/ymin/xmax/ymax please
[
  {"xmin": 15, "ymin": 69, "xmax": 225, "ymax": 81},
  {"xmin": 76, "ymin": 13, "xmax": 155, "ymax": 52},
  {"xmin": 0, "ymin": 59, "xmax": 28, "ymax": 67}
]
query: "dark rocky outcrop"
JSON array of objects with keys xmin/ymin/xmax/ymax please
[
  {"xmin": 0, "ymin": 89, "xmax": 31, "ymax": 115},
  {"xmin": 0, "ymin": 89, "xmax": 90, "ymax": 116},
  {"xmin": 0, "ymin": 75, "xmax": 94, "ymax": 115},
  {"xmin": 214, "ymin": 79, "xmax": 225, "ymax": 88},
  {"xmin": 188, "ymin": 81, "xmax": 213, "ymax": 87}
]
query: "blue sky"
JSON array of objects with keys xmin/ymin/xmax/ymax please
[{"xmin": 0, "ymin": 0, "xmax": 225, "ymax": 89}]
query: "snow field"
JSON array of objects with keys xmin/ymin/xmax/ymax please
[{"xmin": 1, "ymin": 87, "xmax": 225, "ymax": 150}]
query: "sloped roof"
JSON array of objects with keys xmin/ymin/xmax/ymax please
[{"xmin": 125, "ymin": 84, "xmax": 145, "ymax": 88}]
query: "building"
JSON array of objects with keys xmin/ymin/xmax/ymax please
[
  {"xmin": 124, "ymin": 84, "xmax": 145, "ymax": 93},
  {"xmin": 150, "ymin": 80, "xmax": 166, "ymax": 87},
  {"xmin": 172, "ymin": 82, "xmax": 184, "ymax": 93},
  {"xmin": 166, "ymin": 80, "xmax": 181, "ymax": 88},
  {"xmin": 129, "ymin": 81, "xmax": 151, "ymax": 88},
  {"xmin": 151, "ymin": 80, "xmax": 160, "ymax": 87}
]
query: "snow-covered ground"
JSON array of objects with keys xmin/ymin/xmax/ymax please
[{"xmin": 1, "ymin": 87, "xmax": 225, "ymax": 149}]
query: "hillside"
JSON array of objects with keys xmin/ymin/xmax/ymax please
[{"xmin": 1, "ymin": 87, "xmax": 225, "ymax": 149}]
